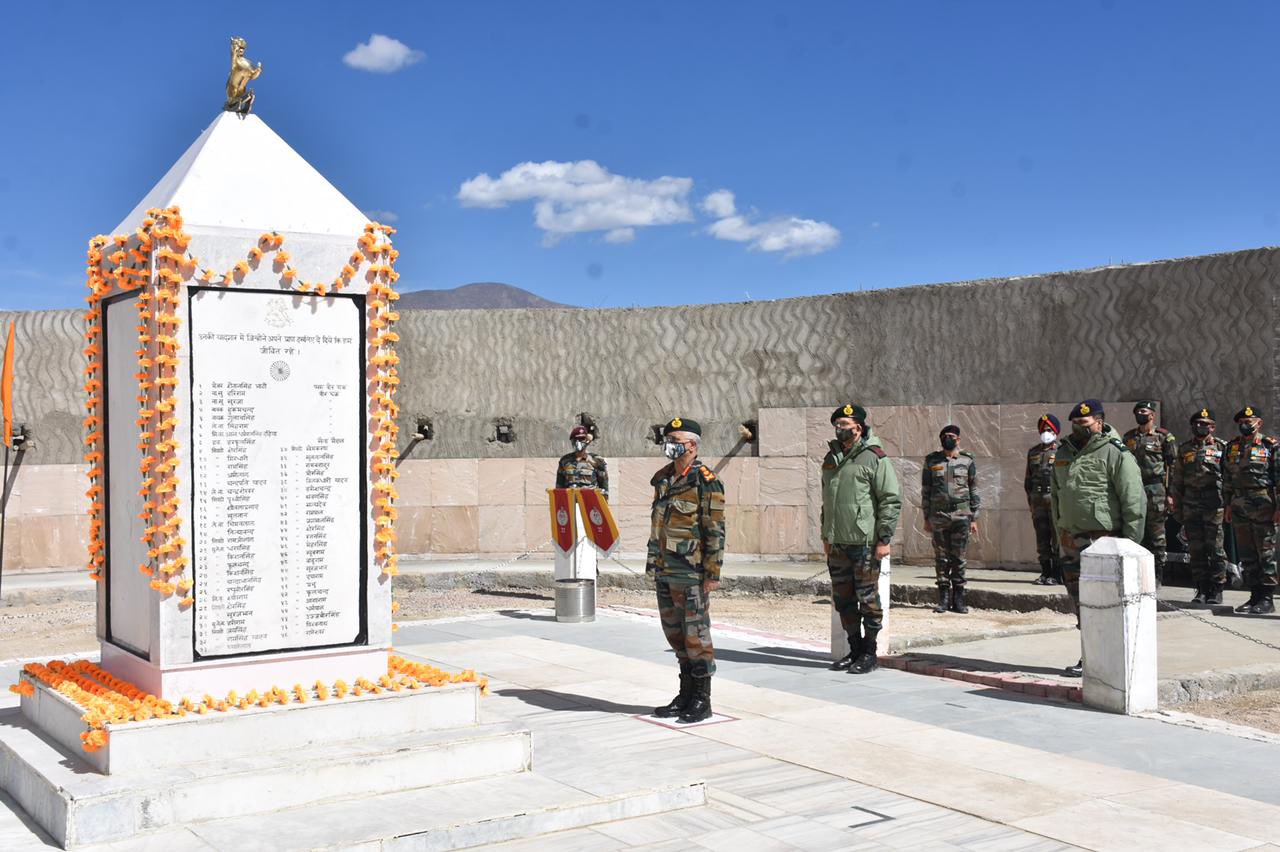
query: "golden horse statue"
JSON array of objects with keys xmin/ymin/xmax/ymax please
[{"xmin": 224, "ymin": 37, "xmax": 263, "ymax": 116}]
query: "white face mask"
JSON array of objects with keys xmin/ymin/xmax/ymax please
[
  {"xmin": 572, "ymin": 440, "xmax": 586, "ymax": 452},
  {"xmin": 663, "ymin": 441, "xmax": 686, "ymax": 460},
  {"xmin": 1040, "ymin": 430, "xmax": 1056, "ymax": 444}
]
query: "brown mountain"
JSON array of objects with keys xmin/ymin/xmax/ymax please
[{"xmin": 396, "ymin": 283, "xmax": 571, "ymax": 310}]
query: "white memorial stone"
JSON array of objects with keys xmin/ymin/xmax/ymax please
[{"xmin": 1080, "ymin": 537, "xmax": 1158, "ymax": 714}]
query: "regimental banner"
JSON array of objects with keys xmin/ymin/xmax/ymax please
[
  {"xmin": 548, "ymin": 488, "xmax": 578, "ymax": 554},
  {"xmin": 576, "ymin": 488, "xmax": 620, "ymax": 556}
]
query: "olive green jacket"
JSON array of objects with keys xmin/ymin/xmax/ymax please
[
  {"xmin": 1050, "ymin": 424, "xmax": 1146, "ymax": 541},
  {"xmin": 820, "ymin": 433, "xmax": 902, "ymax": 546}
]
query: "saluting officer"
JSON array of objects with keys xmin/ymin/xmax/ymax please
[
  {"xmin": 1122, "ymin": 401, "xmax": 1177, "ymax": 585},
  {"xmin": 647, "ymin": 418, "xmax": 725, "ymax": 724},
  {"xmin": 1171, "ymin": 408, "xmax": 1228, "ymax": 605},
  {"xmin": 922, "ymin": 424, "xmax": 980, "ymax": 614},
  {"xmin": 1224, "ymin": 406, "xmax": 1279, "ymax": 615},
  {"xmin": 1025, "ymin": 414, "xmax": 1061, "ymax": 585}
]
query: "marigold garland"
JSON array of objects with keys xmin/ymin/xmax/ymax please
[{"xmin": 15, "ymin": 654, "xmax": 483, "ymax": 753}]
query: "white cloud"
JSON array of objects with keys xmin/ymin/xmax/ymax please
[
  {"xmin": 363, "ymin": 209, "xmax": 399, "ymax": 223},
  {"xmin": 343, "ymin": 35, "xmax": 425, "ymax": 73},
  {"xmin": 457, "ymin": 160, "xmax": 693, "ymax": 243},
  {"xmin": 707, "ymin": 214, "xmax": 841, "ymax": 257},
  {"xmin": 700, "ymin": 189, "xmax": 737, "ymax": 219}
]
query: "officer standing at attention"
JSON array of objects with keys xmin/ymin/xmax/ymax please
[
  {"xmin": 1171, "ymin": 408, "xmax": 1229, "ymax": 605},
  {"xmin": 922, "ymin": 424, "xmax": 980, "ymax": 614},
  {"xmin": 555, "ymin": 425, "xmax": 609, "ymax": 499},
  {"xmin": 1224, "ymin": 406, "xmax": 1279, "ymax": 614},
  {"xmin": 1050, "ymin": 399, "xmax": 1145, "ymax": 677},
  {"xmin": 647, "ymin": 418, "xmax": 725, "ymax": 724},
  {"xmin": 1025, "ymin": 414, "xmax": 1062, "ymax": 585},
  {"xmin": 822, "ymin": 404, "xmax": 902, "ymax": 675},
  {"xmin": 1122, "ymin": 401, "xmax": 1177, "ymax": 585}
]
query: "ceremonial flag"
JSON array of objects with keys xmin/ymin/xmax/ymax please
[
  {"xmin": 1, "ymin": 322, "xmax": 13, "ymax": 449},
  {"xmin": 547, "ymin": 488, "xmax": 578, "ymax": 554},
  {"xmin": 575, "ymin": 488, "xmax": 620, "ymax": 556}
]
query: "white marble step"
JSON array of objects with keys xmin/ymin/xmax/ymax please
[
  {"xmin": 156, "ymin": 770, "xmax": 705, "ymax": 851},
  {"xmin": 0, "ymin": 709, "xmax": 530, "ymax": 847}
]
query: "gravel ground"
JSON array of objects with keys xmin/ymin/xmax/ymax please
[
  {"xmin": 0, "ymin": 603, "xmax": 96, "ymax": 660},
  {"xmin": 1180, "ymin": 689, "xmax": 1280, "ymax": 736}
]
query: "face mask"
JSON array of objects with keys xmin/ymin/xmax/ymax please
[
  {"xmin": 572, "ymin": 440, "xmax": 586, "ymax": 452},
  {"xmin": 1239, "ymin": 421, "xmax": 1257, "ymax": 436},
  {"xmin": 1192, "ymin": 423, "xmax": 1211, "ymax": 438},
  {"xmin": 835, "ymin": 427, "xmax": 856, "ymax": 444},
  {"xmin": 941, "ymin": 435, "xmax": 958, "ymax": 451},
  {"xmin": 1135, "ymin": 413, "xmax": 1152, "ymax": 426},
  {"xmin": 1071, "ymin": 423, "xmax": 1091, "ymax": 441},
  {"xmin": 663, "ymin": 441, "xmax": 686, "ymax": 460},
  {"xmin": 1039, "ymin": 430, "xmax": 1056, "ymax": 444}
]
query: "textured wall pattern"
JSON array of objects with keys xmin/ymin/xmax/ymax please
[{"xmin": 8, "ymin": 246, "xmax": 1279, "ymax": 464}]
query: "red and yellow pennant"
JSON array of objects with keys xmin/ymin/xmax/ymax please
[
  {"xmin": 576, "ymin": 488, "xmax": 619, "ymax": 556},
  {"xmin": 547, "ymin": 488, "xmax": 578, "ymax": 554}
]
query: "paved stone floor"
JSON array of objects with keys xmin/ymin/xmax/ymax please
[{"xmin": 1, "ymin": 608, "xmax": 1278, "ymax": 849}]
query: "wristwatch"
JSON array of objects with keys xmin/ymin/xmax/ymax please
[{"xmin": 877, "ymin": 536, "xmax": 892, "ymax": 546}]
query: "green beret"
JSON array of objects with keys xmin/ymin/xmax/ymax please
[
  {"xmin": 1133, "ymin": 400, "xmax": 1157, "ymax": 413},
  {"xmin": 1191, "ymin": 406, "xmax": 1215, "ymax": 423},
  {"xmin": 662, "ymin": 417, "xmax": 701, "ymax": 437},
  {"xmin": 830, "ymin": 403, "xmax": 867, "ymax": 425},
  {"xmin": 1234, "ymin": 405, "xmax": 1261, "ymax": 422}
]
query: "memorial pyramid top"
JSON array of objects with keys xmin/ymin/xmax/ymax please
[{"xmin": 113, "ymin": 112, "xmax": 367, "ymax": 238}]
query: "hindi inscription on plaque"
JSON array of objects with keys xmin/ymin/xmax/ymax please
[{"xmin": 189, "ymin": 288, "xmax": 365, "ymax": 657}]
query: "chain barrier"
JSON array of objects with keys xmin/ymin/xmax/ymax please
[{"xmin": 1155, "ymin": 595, "xmax": 1280, "ymax": 654}]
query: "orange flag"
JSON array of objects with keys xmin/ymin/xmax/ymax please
[
  {"xmin": 547, "ymin": 488, "xmax": 578, "ymax": 554},
  {"xmin": 1, "ymin": 321, "xmax": 13, "ymax": 449},
  {"xmin": 576, "ymin": 488, "xmax": 620, "ymax": 556}
]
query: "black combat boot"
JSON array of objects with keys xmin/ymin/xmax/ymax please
[
  {"xmin": 950, "ymin": 585, "xmax": 969, "ymax": 614},
  {"xmin": 1206, "ymin": 583, "xmax": 1225, "ymax": 605},
  {"xmin": 831, "ymin": 631, "xmax": 862, "ymax": 671},
  {"xmin": 1250, "ymin": 592, "xmax": 1275, "ymax": 615},
  {"xmin": 1032, "ymin": 559, "xmax": 1053, "ymax": 585},
  {"xmin": 933, "ymin": 585, "xmax": 951, "ymax": 613},
  {"xmin": 1235, "ymin": 587, "xmax": 1263, "ymax": 614},
  {"xmin": 653, "ymin": 663, "xmax": 692, "ymax": 718},
  {"xmin": 849, "ymin": 629, "xmax": 879, "ymax": 674},
  {"xmin": 677, "ymin": 676, "xmax": 712, "ymax": 723},
  {"xmin": 1189, "ymin": 582, "xmax": 1208, "ymax": 605},
  {"xmin": 1062, "ymin": 659, "xmax": 1083, "ymax": 678}
]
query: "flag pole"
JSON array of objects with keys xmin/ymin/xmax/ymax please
[{"xmin": 0, "ymin": 441, "xmax": 8, "ymax": 602}]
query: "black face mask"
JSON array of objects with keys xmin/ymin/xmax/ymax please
[
  {"xmin": 1135, "ymin": 413, "xmax": 1152, "ymax": 426},
  {"xmin": 835, "ymin": 427, "xmax": 856, "ymax": 444},
  {"xmin": 1240, "ymin": 421, "xmax": 1258, "ymax": 436},
  {"xmin": 941, "ymin": 435, "xmax": 958, "ymax": 451},
  {"xmin": 1192, "ymin": 423, "xmax": 1212, "ymax": 438}
]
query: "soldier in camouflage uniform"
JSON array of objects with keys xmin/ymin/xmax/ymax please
[
  {"xmin": 555, "ymin": 425, "xmax": 609, "ymax": 498},
  {"xmin": 1025, "ymin": 413, "xmax": 1061, "ymax": 585},
  {"xmin": 646, "ymin": 418, "xmax": 725, "ymax": 724},
  {"xmin": 1170, "ymin": 407, "xmax": 1228, "ymax": 605},
  {"xmin": 821, "ymin": 404, "xmax": 902, "ymax": 675},
  {"xmin": 1122, "ymin": 401, "xmax": 1177, "ymax": 585},
  {"xmin": 1224, "ymin": 406, "xmax": 1279, "ymax": 615},
  {"xmin": 922, "ymin": 424, "xmax": 980, "ymax": 614},
  {"xmin": 1050, "ymin": 399, "xmax": 1146, "ymax": 678}
]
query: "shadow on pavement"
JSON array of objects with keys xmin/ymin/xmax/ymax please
[
  {"xmin": 901, "ymin": 652, "xmax": 1068, "ymax": 679},
  {"xmin": 495, "ymin": 687, "xmax": 653, "ymax": 716}
]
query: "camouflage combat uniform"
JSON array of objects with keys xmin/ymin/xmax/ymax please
[
  {"xmin": 1122, "ymin": 425, "xmax": 1177, "ymax": 577},
  {"xmin": 1024, "ymin": 439, "xmax": 1059, "ymax": 580},
  {"xmin": 646, "ymin": 462, "xmax": 726, "ymax": 678},
  {"xmin": 555, "ymin": 451, "xmax": 609, "ymax": 499},
  {"xmin": 1171, "ymin": 435, "xmax": 1228, "ymax": 589},
  {"xmin": 1224, "ymin": 433, "xmax": 1280, "ymax": 590},
  {"xmin": 922, "ymin": 450, "xmax": 980, "ymax": 588}
]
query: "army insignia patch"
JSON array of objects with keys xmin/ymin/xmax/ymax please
[
  {"xmin": 842, "ymin": 404, "xmax": 853, "ymax": 416},
  {"xmin": 1200, "ymin": 408, "xmax": 1209, "ymax": 418},
  {"xmin": 1079, "ymin": 403, "xmax": 1091, "ymax": 414},
  {"xmin": 671, "ymin": 417, "xmax": 682, "ymax": 429},
  {"xmin": 1246, "ymin": 406, "xmax": 1255, "ymax": 417}
]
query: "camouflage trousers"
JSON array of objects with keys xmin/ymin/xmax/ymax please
[
  {"xmin": 656, "ymin": 579, "xmax": 715, "ymax": 677},
  {"xmin": 1231, "ymin": 494, "xmax": 1278, "ymax": 589},
  {"xmin": 1059, "ymin": 530, "xmax": 1115, "ymax": 614},
  {"xmin": 1180, "ymin": 505, "xmax": 1227, "ymax": 587},
  {"xmin": 930, "ymin": 516, "xmax": 970, "ymax": 587},
  {"xmin": 1029, "ymin": 501, "xmax": 1060, "ymax": 576},
  {"xmin": 827, "ymin": 544, "xmax": 883, "ymax": 636},
  {"xmin": 1142, "ymin": 492, "xmax": 1168, "ymax": 572}
]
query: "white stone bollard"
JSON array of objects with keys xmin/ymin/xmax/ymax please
[
  {"xmin": 831, "ymin": 556, "xmax": 891, "ymax": 660},
  {"xmin": 1080, "ymin": 537, "xmax": 1158, "ymax": 714},
  {"xmin": 554, "ymin": 505, "xmax": 598, "ymax": 582}
]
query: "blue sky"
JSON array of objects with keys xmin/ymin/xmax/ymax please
[{"xmin": 2, "ymin": 1, "xmax": 1277, "ymax": 311}]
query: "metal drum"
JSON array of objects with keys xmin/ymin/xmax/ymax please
[{"xmin": 555, "ymin": 578, "xmax": 595, "ymax": 623}]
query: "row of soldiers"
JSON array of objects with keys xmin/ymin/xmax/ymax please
[{"xmin": 555, "ymin": 399, "xmax": 1278, "ymax": 720}]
